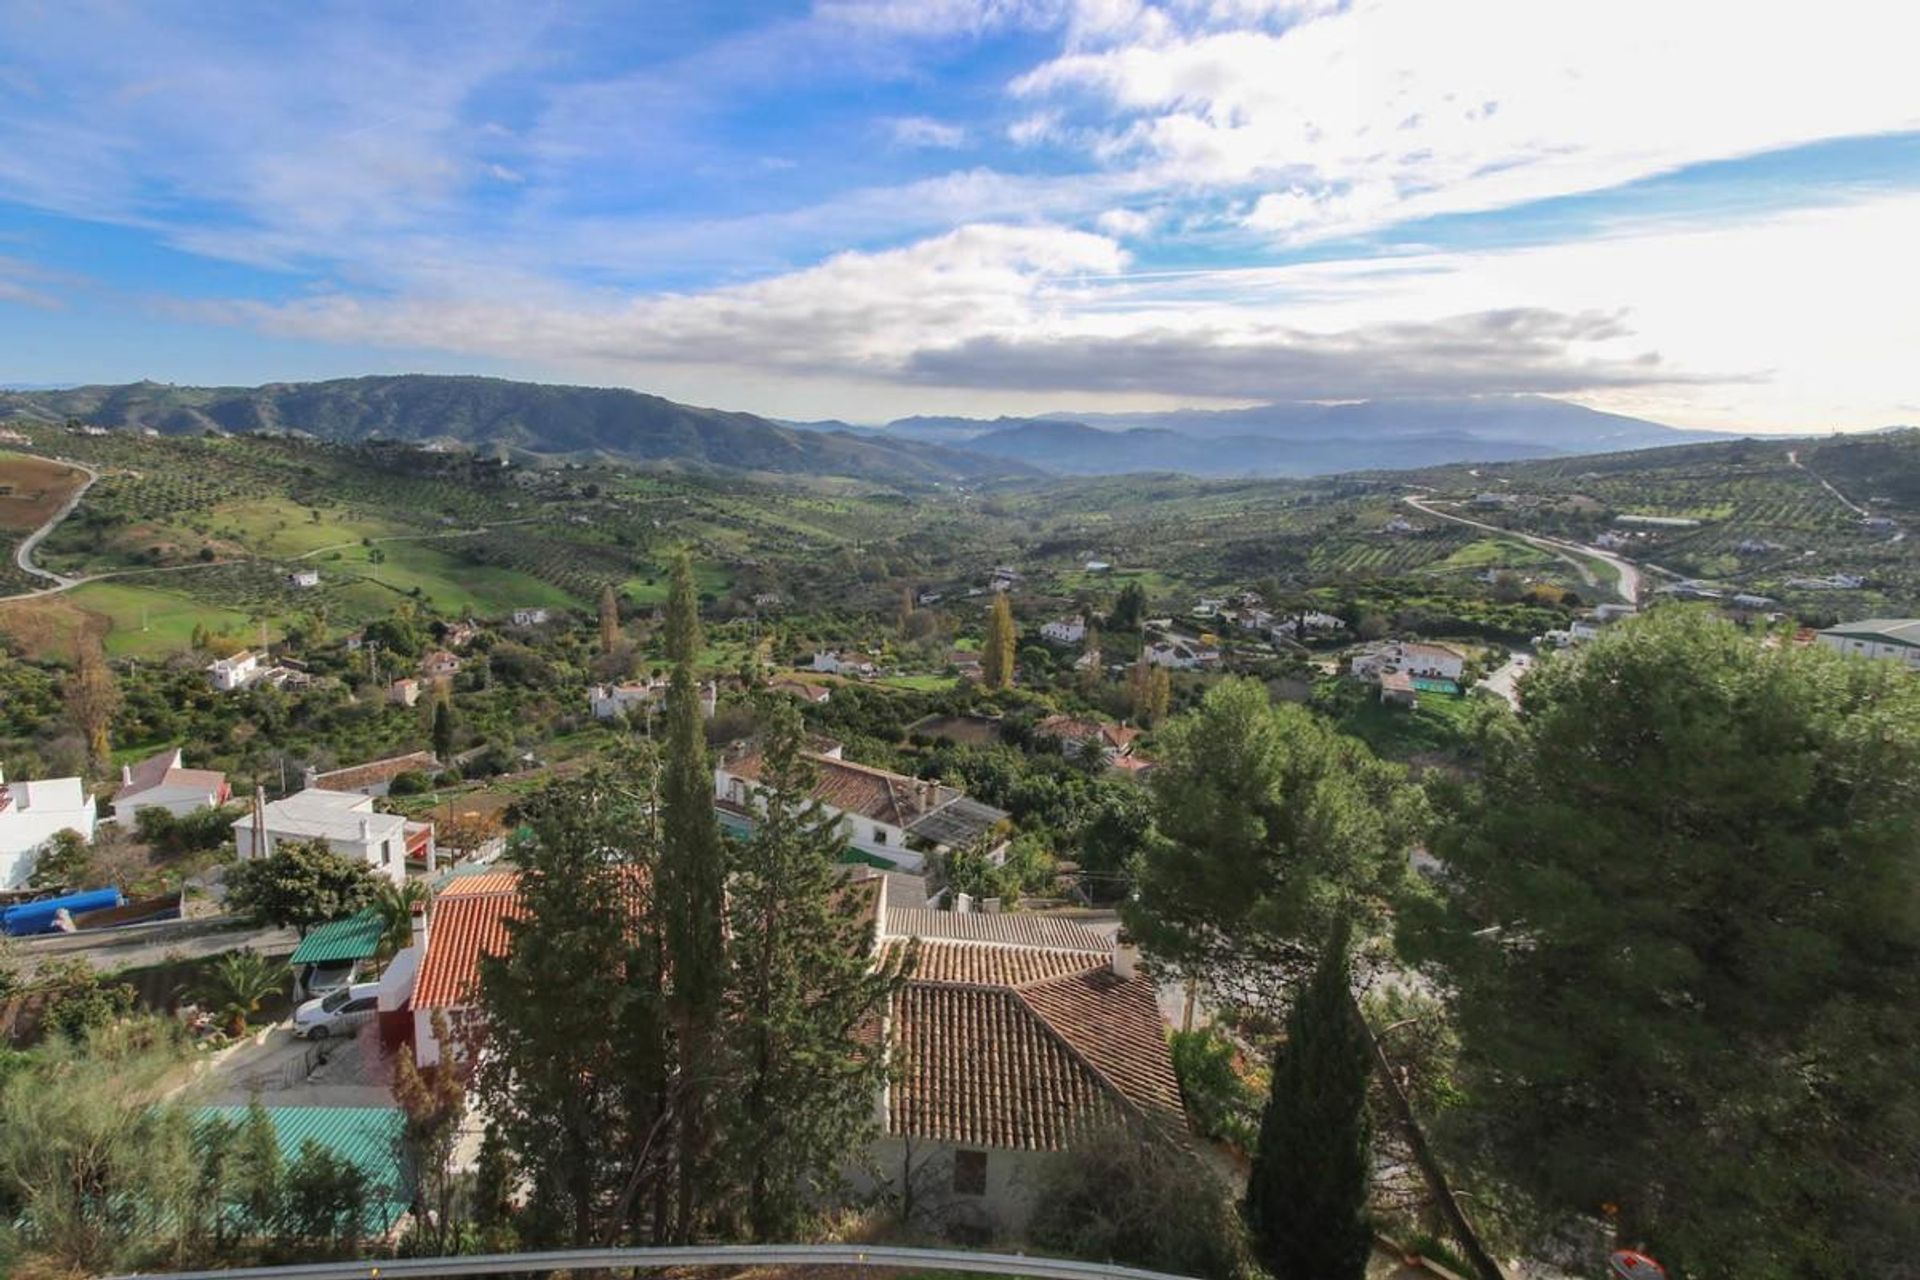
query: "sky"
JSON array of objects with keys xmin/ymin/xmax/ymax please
[{"xmin": 3, "ymin": 0, "xmax": 1920, "ymax": 432}]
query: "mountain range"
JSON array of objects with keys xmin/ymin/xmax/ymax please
[{"xmin": 0, "ymin": 376, "xmax": 1723, "ymax": 481}]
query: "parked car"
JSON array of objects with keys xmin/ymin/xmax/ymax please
[
  {"xmin": 292, "ymin": 982, "xmax": 379, "ymax": 1040},
  {"xmin": 298, "ymin": 960, "xmax": 357, "ymax": 1000}
]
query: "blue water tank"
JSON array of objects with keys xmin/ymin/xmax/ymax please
[{"xmin": 1, "ymin": 887, "xmax": 123, "ymax": 936}]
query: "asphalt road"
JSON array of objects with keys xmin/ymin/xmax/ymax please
[
  {"xmin": 1404, "ymin": 494, "xmax": 1644, "ymax": 603},
  {"xmin": 9, "ymin": 458, "xmax": 96, "ymax": 590}
]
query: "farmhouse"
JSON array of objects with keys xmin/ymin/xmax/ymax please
[
  {"xmin": 206, "ymin": 650, "xmax": 261, "ymax": 691},
  {"xmin": 109, "ymin": 748, "xmax": 229, "ymax": 825},
  {"xmin": 1033, "ymin": 714, "xmax": 1140, "ymax": 764},
  {"xmin": 1144, "ymin": 639, "xmax": 1219, "ymax": 669},
  {"xmin": 510, "ymin": 607, "xmax": 550, "ymax": 626},
  {"xmin": 388, "ymin": 677, "xmax": 421, "ymax": 708},
  {"xmin": 286, "ymin": 568, "xmax": 321, "ymax": 589},
  {"xmin": 1351, "ymin": 641, "xmax": 1467, "ymax": 683},
  {"xmin": 768, "ymin": 676, "xmax": 832, "ymax": 704},
  {"xmin": 0, "ymin": 769, "xmax": 97, "ymax": 890},
  {"xmin": 1816, "ymin": 618, "xmax": 1920, "ymax": 670},
  {"xmin": 589, "ymin": 680, "xmax": 664, "ymax": 719},
  {"xmin": 715, "ymin": 740, "xmax": 1008, "ymax": 873},
  {"xmin": 420, "ymin": 649, "xmax": 463, "ymax": 682},
  {"xmin": 1039, "ymin": 616, "xmax": 1086, "ymax": 646},
  {"xmin": 231, "ymin": 789, "xmax": 434, "ymax": 883},
  {"xmin": 811, "ymin": 650, "xmax": 877, "ymax": 678}
]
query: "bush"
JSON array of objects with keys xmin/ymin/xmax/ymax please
[
  {"xmin": 1028, "ymin": 1124, "xmax": 1253, "ymax": 1280},
  {"xmin": 1170, "ymin": 1026, "xmax": 1263, "ymax": 1152},
  {"xmin": 27, "ymin": 828, "xmax": 93, "ymax": 890},
  {"xmin": 386, "ymin": 770, "xmax": 432, "ymax": 797}
]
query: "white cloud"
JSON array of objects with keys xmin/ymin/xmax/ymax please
[
  {"xmin": 1095, "ymin": 206, "xmax": 1161, "ymax": 237},
  {"xmin": 888, "ymin": 116, "xmax": 969, "ymax": 149},
  {"xmin": 1019, "ymin": 0, "xmax": 1920, "ymax": 242}
]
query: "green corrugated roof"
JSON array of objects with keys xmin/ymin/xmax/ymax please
[
  {"xmin": 288, "ymin": 908, "xmax": 386, "ymax": 964},
  {"xmin": 195, "ymin": 1106, "xmax": 409, "ymax": 1233}
]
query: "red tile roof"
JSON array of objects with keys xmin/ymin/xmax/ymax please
[
  {"xmin": 311, "ymin": 751, "xmax": 439, "ymax": 793},
  {"xmin": 881, "ymin": 911, "xmax": 1187, "ymax": 1151},
  {"xmin": 727, "ymin": 749, "xmax": 957, "ymax": 828},
  {"xmin": 411, "ymin": 885, "xmax": 522, "ymax": 1008},
  {"xmin": 885, "ymin": 907, "xmax": 1111, "ymax": 952}
]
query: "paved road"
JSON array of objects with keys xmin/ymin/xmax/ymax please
[
  {"xmin": 1478, "ymin": 650, "xmax": 1530, "ymax": 711},
  {"xmin": 12, "ymin": 913, "xmax": 298, "ymax": 978},
  {"xmin": 1405, "ymin": 494, "xmax": 1645, "ymax": 603},
  {"xmin": 1787, "ymin": 447, "xmax": 1870, "ymax": 518},
  {"xmin": 10, "ymin": 458, "xmax": 96, "ymax": 589}
]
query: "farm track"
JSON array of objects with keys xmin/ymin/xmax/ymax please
[
  {"xmin": 1403, "ymin": 494, "xmax": 1650, "ymax": 603},
  {"xmin": 9, "ymin": 458, "xmax": 96, "ymax": 590}
]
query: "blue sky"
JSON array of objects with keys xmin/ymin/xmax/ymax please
[{"xmin": 3, "ymin": 0, "xmax": 1920, "ymax": 430}]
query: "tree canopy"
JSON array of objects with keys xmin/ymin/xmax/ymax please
[
  {"xmin": 225, "ymin": 839, "xmax": 381, "ymax": 935},
  {"xmin": 1406, "ymin": 611, "xmax": 1920, "ymax": 1277}
]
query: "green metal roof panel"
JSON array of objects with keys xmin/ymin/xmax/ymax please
[
  {"xmin": 288, "ymin": 908, "xmax": 386, "ymax": 964},
  {"xmin": 195, "ymin": 1105, "xmax": 410, "ymax": 1234}
]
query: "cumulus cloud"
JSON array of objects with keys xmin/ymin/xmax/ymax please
[{"xmin": 887, "ymin": 116, "xmax": 969, "ymax": 149}]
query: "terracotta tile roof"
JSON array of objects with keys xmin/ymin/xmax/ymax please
[
  {"xmin": 885, "ymin": 907, "xmax": 1112, "ymax": 953},
  {"xmin": 439, "ymin": 870, "xmax": 520, "ymax": 897},
  {"xmin": 884, "ymin": 937, "xmax": 1105, "ymax": 986},
  {"xmin": 889, "ymin": 983, "xmax": 1118, "ymax": 1150},
  {"xmin": 1036, "ymin": 715, "xmax": 1140, "ymax": 753},
  {"xmin": 411, "ymin": 885, "xmax": 522, "ymax": 1008},
  {"xmin": 728, "ymin": 749, "xmax": 956, "ymax": 828},
  {"xmin": 879, "ymin": 911, "xmax": 1188, "ymax": 1151},
  {"xmin": 311, "ymin": 751, "xmax": 439, "ymax": 793}
]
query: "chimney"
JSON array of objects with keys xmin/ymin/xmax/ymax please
[
  {"xmin": 302, "ymin": 765, "xmax": 319, "ymax": 790},
  {"xmin": 121, "ymin": 763, "xmax": 133, "ymax": 785},
  {"xmin": 410, "ymin": 899, "xmax": 429, "ymax": 952},
  {"xmin": 1112, "ymin": 929, "xmax": 1141, "ymax": 981},
  {"xmin": 359, "ymin": 817, "xmax": 372, "ymax": 841}
]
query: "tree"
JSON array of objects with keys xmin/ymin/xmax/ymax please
[
  {"xmin": 1108, "ymin": 580, "xmax": 1147, "ymax": 632},
  {"xmin": 896, "ymin": 585, "xmax": 915, "ymax": 638},
  {"xmin": 656, "ymin": 550, "xmax": 727, "ymax": 1240},
  {"xmin": 372, "ymin": 878, "xmax": 431, "ymax": 959},
  {"xmin": 1244, "ymin": 918, "xmax": 1373, "ymax": 1280},
  {"xmin": 28, "ymin": 827, "xmax": 92, "ymax": 890},
  {"xmin": 393, "ymin": 1015, "xmax": 469, "ymax": 1257},
  {"xmin": 1128, "ymin": 678, "xmax": 1424, "ymax": 1000},
  {"xmin": 1148, "ymin": 665, "xmax": 1171, "ymax": 723},
  {"xmin": 194, "ymin": 949, "xmax": 286, "ymax": 1037},
  {"xmin": 225, "ymin": 839, "xmax": 380, "ymax": 936},
  {"xmin": 718, "ymin": 698, "xmax": 903, "ymax": 1240},
  {"xmin": 437, "ymin": 810, "xmax": 498, "ymax": 867},
  {"xmin": 64, "ymin": 640, "xmax": 120, "ymax": 766},
  {"xmin": 1405, "ymin": 612, "xmax": 1920, "ymax": 1276},
  {"xmin": 599, "ymin": 582, "xmax": 621, "ymax": 654},
  {"xmin": 982, "ymin": 593, "xmax": 1016, "ymax": 690},
  {"xmin": 431, "ymin": 697, "xmax": 456, "ymax": 761},
  {"xmin": 476, "ymin": 769, "xmax": 672, "ymax": 1248}
]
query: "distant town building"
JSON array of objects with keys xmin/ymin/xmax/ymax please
[
  {"xmin": 1816, "ymin": 618, "xmax": 1920, "ymax": 670},
  {"xmin": 388, "ymin": 678, "xmax": 421, "ymax": 708},
  {"xmin": 1040, "ymin": 616, "xmax": 1087, "ymax": 646},
  {"xmin": 207, "ymin": 650, "xmax": 261, "ymax": 692},
  {"xmin": 286, "ymin": 568, "xmax": 321, "ymax": 588},
  {"xmin": 510, "ymin": 607, "xmax": 550, "ymax": 626},
  {"xmin": 811, "ymin": 651, "xmax": 877, "ymax": 678},
  {"xmin": 232, "ymin": 790, "xmax": 432, "ymax": 882},
  {"xmin": 588, "ymin": 680, "xmax": 663, "ymax": 720}
]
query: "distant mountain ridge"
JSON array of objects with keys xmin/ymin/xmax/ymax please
[
  {"xmin": 866, "ymin": 395, "xmax": 1727, "ymax": 476},
  {"xmin": 0, "ymin": 375, "xmax": 1034, "ymax": 485}
]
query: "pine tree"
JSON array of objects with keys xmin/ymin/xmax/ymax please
[
  {"xmin": 475, "ymin": 770, "xmax": 671, "ymax": 1246},
  {"xmin": 1244, "ymin": 917, "xmax": 1373, "ymax": 1280},
  {"xmin": 983, "ymin": 593, "xmax": 1016, "ymax": 690},
  {"xmin": 719, "ymin": 697, "xmax": 903, "ymax": 1240},
  {"xmin": 600, "ymin": 582, "xmax": 621, "ymax": 654},
  {"xmin": 657, "ymin": 549, "xmax": 728, "ymax": 1240}
]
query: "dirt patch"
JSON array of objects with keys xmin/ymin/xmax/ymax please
[
  {"xmin": 0, "ymin": 454, "xmax": 87, "ymax": 533},
  {"xmin": 0, "ymin": 593, "xmax": 106, "ymax": 661}
]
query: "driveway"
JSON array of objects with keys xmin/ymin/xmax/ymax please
[
  {"xmin": 198, "ymin": 1022, "xmax": 396, "ymax": 1108},
  {"xmin": 1478, "ymin": 650, "xmax": 1530, "ymax": 711}
]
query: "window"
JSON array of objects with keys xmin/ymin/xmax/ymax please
[
  {"xmin": 952, "ymin": 1149, "xmax": 988, "ymax": 1196},
  {"xmin": 381, "ymin": 839, "xmax": 392, "ymax": 866},
  {"xmin": 872, "ymin": 827, "xmax": 888, "ymax": 845},
  {"xmin": 344, "ymin": 996, "xmax": 377, "ymax": 1014}
]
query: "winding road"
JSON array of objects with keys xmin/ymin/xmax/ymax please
[
  {"xmin": 1403, "ymin": 494, "xmax": 1646, "ymax": 603},
  {"xmin": 9, "ymin": 458, "xmax": 96, "ymax": 591}
]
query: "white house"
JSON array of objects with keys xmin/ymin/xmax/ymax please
[
  {"xmin": 207, "ymin": 650, "xmax": 261, "ymax": 691},
  {"xmin": 0, "ymin": 770, "xmax": 97, "ymax": 889},
  {"xmin": 110, "ymin": 749, "xmax": 229, "ymax": 825},
  {"xmin": 811, "ymin": 650, "xmax": 877, "ymax": 678},
  {"xmin": 715, "ymin": 741, "xmax": 1007, "ymax": 873},
  {"xmin": 510, "ymin": 607, "xmax": 550, "ymax": 627},
  {"xmin": 287, "ymin": 569, "xmax": 321, "ymax": 589},
  {"xmin": 1351, "ymin": 641, "xmax": 1467, "ymax": 683},
  {"xmin": 232, "ymin": 789, "xmax": 432, "ymax": 883},
  {"xmin": 1816, "ymin": 619, "xmax": 1920, "ymax": 670},
  {"xmin": 1039, "ymin": 616, "xmax": 1086, "ymax": 646},
  {"xmin": 589, "ymin": 680, "xmax": 663, "ymax": 719},
  {"xmin": 1145, "ymin": 639, "xmax": 1219, "ymax": 669}
]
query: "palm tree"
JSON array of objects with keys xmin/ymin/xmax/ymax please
[
  {"xmin": 372, "ymin": 879, "xmax": 431, "ymax": 960},
  {"xmin": 196, "ymin": 949, "xmax": 285, "ymax": 1038}
]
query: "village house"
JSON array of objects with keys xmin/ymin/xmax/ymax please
[
  {"xmin": 1383, "ymin": 515, "xmax": 1417, "ymax": 535},
  {"xmin": 1593, "ymin": 531, "xmax": 1631, "ymax": 550},
  {"xmin": 286, "ymin": 568, "xmax": 321, "ymax": 589},
  {"xmin": 1039, "ymin": 616, "xmax": 1086, "ymax": 646},
  {"xmin": 420, "ymin": 649, "xmax": 463, "ymax": 683},
  {"xmin": 305, "ymin": 751, "xmax": 442, "ymax": 798},
  {"xmin": 1786, "ymin": 573, "xmax": 1866, "ymax": 591},
  {"xmin": 1033, "ymin": 714, "xmax": 1140, "ymax": 765},
  {"xmin": 1144, "ymin": 639, "xmax": 1219, "ymax": 670},
  {"xmin": 1816, "ymin": 618, "xmax": 1920, "ymax": 670},
  {"xmin": 948, "ymin": 650, "xmax": 984, "ymax": 681},
  {"xmin": 715, "ymin": 740, "xmax": 1009, "ymax": 873},
  {"xmin": 231, "ymin": 789, "xmax": 434, "ymax": 882},
  {"xmin": 811, "ymin": 650, "xmax": 878, "ymax": 678},
  {"xmin": 589, "ymin": 680, "xmax": 662, "ymax": 719},
  {"xmin": 109, "ymin": 748, "xmax": 229, "ymax": 825},
  {"xmin": 510, "ymin": 607, "xmax": 550, "ymax": 627},
  {"xmin": 0, "ymin": 768, "xmax": 97, "ymax": 889},
  {"xmin": 388, "ymin": 677, "xmax": 421, "ymax": 708},
  {"xmin": 1351, "ymin": 641, "xmax": 1467, "ymax": 683},
  {"xmin": 440, "ymin": 621, "xmax": 478, "ymax": 649},
  {"xmin": 399, "ymin": 874, "xmax": 1186, "ymax": 1238},
  {"xmin": 206, "ymin": 650, "xmax": 261, "ymax": 692},
  {"xmin": 1192, "ymin": 597, "xmax": 1227, "ymax": 618},
  {"xmin": 768, "ymin": 676, "xmax": 832, "ymax": 704}
]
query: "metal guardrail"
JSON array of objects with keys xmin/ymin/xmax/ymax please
[{"xmin": 115, "ymin": 1242, "xmax": 1205, "ymax": 1280}]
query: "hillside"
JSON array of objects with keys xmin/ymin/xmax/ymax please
[{"xmin": 0, "ymin": 376, "xmax": 1032, "ymax": 485}]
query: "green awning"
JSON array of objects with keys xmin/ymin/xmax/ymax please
[{"xmin": 288, "ymin": 908, "xmax": 385, "ymax": 965}]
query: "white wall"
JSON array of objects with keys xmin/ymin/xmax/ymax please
[
  {"xmin": 1818, "ymin": 634, "xmax": 1920, "ymax": 669},
  {"xmin": 862, "ymin": 1137, "xmax": 1047, "ymax": 1238},
  {"xmin": 0, "ymin": 792, "xmax": 97, "ymax": 890}
]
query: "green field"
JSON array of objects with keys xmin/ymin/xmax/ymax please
[
  {"xmin": 1431, "ymin": 537, "xmax": 1554, "ymax": 573},
  {"xmin": 67, "ymin": 579, "xmax": 266, "ymax": 658},
  {"xmin": 211, "ymin": 497, "xmax": 406, "ymax": 557},
  {"xmin": 880, "ymin": 673, "xmax": 960, "ymax": 692},
  {"xmin": 318, "ymin": 539, "xmax": 578, "ymax": 616}
]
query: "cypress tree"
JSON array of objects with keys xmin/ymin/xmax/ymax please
[
  {"xmin": 1244, "ymin": 917, "xmax": 1373, "ymax": 1280},
  {"xmin": 599, "ymin": 582, "xmax": 621, "ymax": 654},
  {"xmin": 657, "ymin": 550, "xmax": 728, "ymax": 1239},
  {"xmin": 718, "ymin": 697, "xmax": 903, "ymax": 1240},
  {"xmin": 431, "ymin": 697, "xmax": 455, "ymax": 760}
]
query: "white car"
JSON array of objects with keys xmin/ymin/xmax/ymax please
[{"xmin": 292, "ymin": 982, "xmax": 380, "ymax": 1040}]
